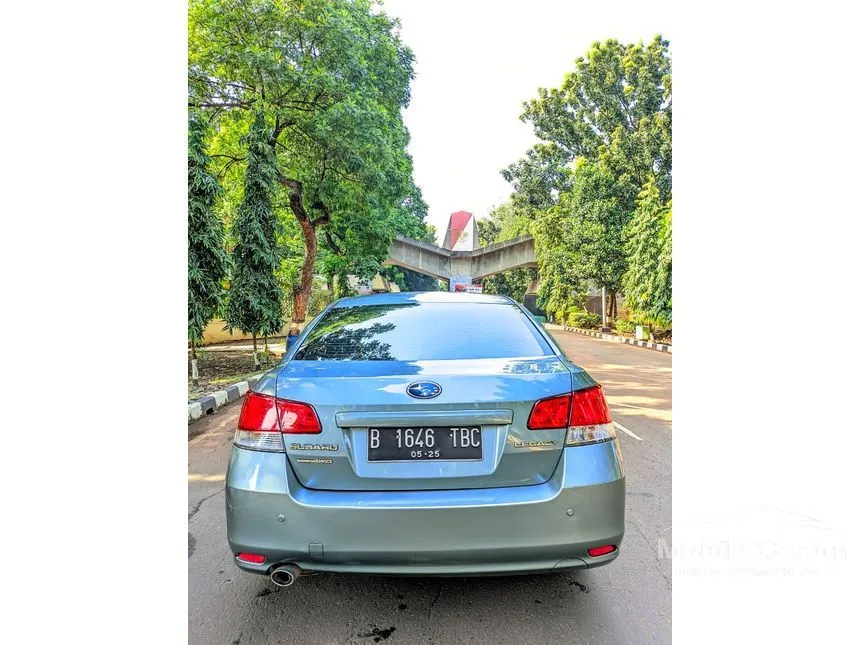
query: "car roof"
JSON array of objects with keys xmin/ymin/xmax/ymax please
[{"xmin": 332, "ymin": 291, "xmax": 514, "ymax": 308}]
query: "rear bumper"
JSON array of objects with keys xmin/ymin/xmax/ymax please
[{"xmin": 226, "ymin": 441, "xmax": 625, "ymax": 577}]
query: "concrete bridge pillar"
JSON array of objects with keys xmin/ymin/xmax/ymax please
[{"xmin": 443, "ymin": 210, "xmax": 479, "ymax": 291}]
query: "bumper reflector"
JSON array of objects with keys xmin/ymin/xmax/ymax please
[
  {"xmin": 237, "ymin": 552, "xmax": 266, "ymax": 564},
  {"xmin": 587, "ymin": 545, "xmax": 617, "ymax": 557}
]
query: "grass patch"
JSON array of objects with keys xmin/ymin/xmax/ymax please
[{"xmin": 208, "ymin": 370, "xmax": 266, "ymax": 385}]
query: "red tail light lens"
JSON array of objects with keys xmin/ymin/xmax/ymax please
[
  {"xmin": 237, "ymin": 392, "xmax": 321, "ymax": 434},
  {"xmin": 527, "ymin": 393, "xmax": 572, "ymax": 429},
  {"xmin": 570, "ymin": 386, "xmax": 612, "ymax": 426},
  {"xmin": 276, "ymin": 399, "xmax": 322, "ymax": 434},
  {"xmin": 235, "ymin": 392, "xmax": 321, "ymax": 451},
  {"xmin": 528, "ymin": 388, "xmax": 615, "ymax": 444},
  {"xmin": 587, "ymin": 545, "xmax": 616, "ymax": 557},
  {"xmin": 237, "ymin": 392, "xmax": 280, "ymax": 431},
  {"xmin": 237, "ymin": 552, "xmax": 266, "ymax": 564}
]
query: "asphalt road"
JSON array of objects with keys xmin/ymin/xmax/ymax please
[{"xmin": 188, "ymin": 330, "xmax": 672, "ymax": 644}]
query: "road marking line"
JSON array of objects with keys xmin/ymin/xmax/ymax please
[
  {"xmin": 613, "ymin": 401, "xmax": 668, "ymax": 412},
  {"xmin": 614, "ymin": 420, "xmax": 643, "ymax": 441}
]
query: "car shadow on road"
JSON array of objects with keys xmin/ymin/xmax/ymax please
[{"xmin": 243, "ymin": 569, "xmax": 614, "ymax": 644}]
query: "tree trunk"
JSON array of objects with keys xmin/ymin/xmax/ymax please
[
  {"xmin": 324, "ymin": 272, "xmax": 335, "ymax": 307},
  {"xmin": 292, "ymin": 214, "xmax": 317, "ymax": 325},
  {"xmin": 252, "ymin": 334, "xmax": 260, "ymax": 369},
  {"xmin": 263, "ymin": 334, "xmax": 269, "ymax": 365},
  {"xmin": 190, "ymin": 337, "xmax": 199, "ymax": 387},
  {"xmin": 280, "ymin": 176, "xmax": 327, "ymax": 328}
]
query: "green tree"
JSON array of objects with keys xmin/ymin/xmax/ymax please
[
  {"xmin": 188, "ymin": 109, "xmax": 229, "ymax": 383},
  {"xmin": 504, "ymin": 36, "xmax": 671, "ymax": 319},
  {"xmin": 224, "ymin": 110, "xmax": 283, "ymax": 368},
  {"xmin": 531, "ymin": 201, "xmax": 584, "ymax": 321},
  {"xmin": 551, "ymin": 158, "xmax": 628, "ymax": 318},
  {"xmin": 501, "ymin": 143, "xmax": 572, "ymax": 211},
  {"xmin": 623, "ymin": 180, "xmax": 672, "ymax": 325},
  {"xmin": 517, "ymin": 36, "xmax": 671, "ymax": 204},
  {"xmin": 190, "ymin": 0, "xmax": 426, "ymax": 329}
]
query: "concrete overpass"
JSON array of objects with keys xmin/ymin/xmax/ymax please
[{"xmin": 385, "ymin": 234, "xmax": 537, "ymax": 287}]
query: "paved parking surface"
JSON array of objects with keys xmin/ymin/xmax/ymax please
[{"xmin": 188, "ymin": 329, "xmax": 671, "ymax": 644}]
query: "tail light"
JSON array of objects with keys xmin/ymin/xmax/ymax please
[
  {"xmin": 528, "ymin": 386, "xmax": 616, "ymax": 446},
  {"xmin": 527, "ymin": 393, "xmax": 571, "ymax": 429},
  {"xmin": 234, "ymin": 391, "xmax": 321, "ymax": 452},
  {"xmin": 566, "ymin": 385, "xmax": 615, "ymax": 445}
]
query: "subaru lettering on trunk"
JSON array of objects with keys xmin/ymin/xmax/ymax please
[{"xmin": 226, "ymin": 292, "xmax": 625, "ymax": 585}]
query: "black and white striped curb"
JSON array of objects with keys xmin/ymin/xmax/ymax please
[
  {"xmin": 561, "ymin": 326, "xmax": 672, "ymax": 353},
  {"xmin": 188, "ymin": 374, "xmax": 263, "ymax": 423}
]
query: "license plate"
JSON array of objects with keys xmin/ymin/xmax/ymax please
[{"xmin": 367, "ymin": 427, "xmax": 482, "ymax": 462}]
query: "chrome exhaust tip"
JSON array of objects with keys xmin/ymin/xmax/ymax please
[{"xmin": 270, "ymin": 563, "xmax": 302, "ymax": 587}]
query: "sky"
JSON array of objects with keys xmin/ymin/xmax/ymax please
[{"xmin": 381, "ymin": 0, "xmax": 672, "ymax": 244}]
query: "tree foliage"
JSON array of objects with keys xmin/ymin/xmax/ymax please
[
  {"xmin": 190, "ymin": 0, "xmax": 430, "ymax": 326},
  {"xmin": 535, "ymin": 158, "xmax": 628, "ymax": 314},
  {"xmin": 504, "ymin": 36, "xmax": 672, "ymax": 323},
  {"xmin": 188, "ymin": 109, "xmax": 229, "ymax": 345},
  {"xmin": 501, "ymin": 143, "xmax": 572, "ymax": 211},
  {"xmin": 517, "ymin": 36, "xmax": 672, "ymax": 203},
  {"xmin": 224, "ymin": 110, "xmax": 283, "ymax": 338},
  {"xmin": 623, "ymin": 180, "xmax": 672, "ymax": 324}
]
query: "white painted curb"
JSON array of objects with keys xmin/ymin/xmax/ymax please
[
  {"xmin": 553, "ymin": 326, "xmax": 673, "ymax": 353},
  {"xmin": 188, "ymin": 372, "xmax": 265, "ymax": 424}
]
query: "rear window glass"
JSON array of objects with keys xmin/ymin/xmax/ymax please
[{"xmin": 293, "ymin": 303, "xmax": 553, "ymax": 361}]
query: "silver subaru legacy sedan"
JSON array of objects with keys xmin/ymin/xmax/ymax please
[{"xmin": 226, "ymin": 292, "xmax": 624, "ymax": 587}]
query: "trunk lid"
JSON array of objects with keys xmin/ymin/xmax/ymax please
[{"xmin": 277, "ymin": 356, "xmax": 572, "ymax": 491}]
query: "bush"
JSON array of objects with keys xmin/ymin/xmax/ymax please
[
  {"xmin": 567, "ymin": 310, "xmax": 601, "ymax": 329},
  {"xmin": 613, "ymin": 318, "xmax": 635, "ymax": 334},
  {"xmin": 562, "ymin": 307, "xmax": 580, "ymax": 326}
]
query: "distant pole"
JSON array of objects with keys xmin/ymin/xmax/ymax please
[{"xmin": 601, "ymin": 286, "xmax": 607, "ymax": 325}]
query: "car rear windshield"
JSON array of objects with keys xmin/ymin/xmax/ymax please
[{"xmin": 293, "ymin": 302, "xmax": 553, "ymax": 361}]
